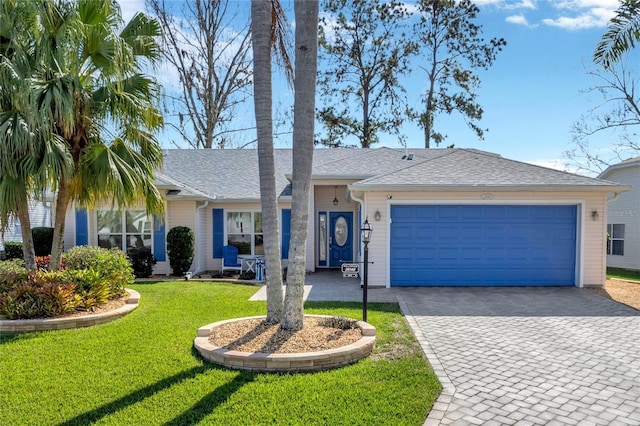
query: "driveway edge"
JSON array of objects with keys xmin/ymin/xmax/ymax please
[{"xmin": 397, "ymin": 295, "xmax": 456, "ymax": 426}]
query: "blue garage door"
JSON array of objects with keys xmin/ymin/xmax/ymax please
[{"xmin": 390, "ymin": 205, "xmax": 577, "ymax": 286}]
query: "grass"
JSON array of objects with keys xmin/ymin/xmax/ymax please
[
  {"xmin": 0, "ymin": 281, "xmax": 440, "ymax": 425},
  {"xmin": 607, "ymin": 267, "xmax": 640, "ymax": 281}
]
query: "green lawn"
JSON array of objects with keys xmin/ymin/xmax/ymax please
[
  {"xmin": 607, "ymin": 267, "xmax": 640, "ymax": 281},
  {"xmin": 0, "ymin": 281, "xmax": 440, "ymax": 425}
]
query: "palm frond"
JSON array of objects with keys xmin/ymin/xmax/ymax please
[{"xmin": 594, "ymin": 0, "xmax": 640, "ymax": 68}]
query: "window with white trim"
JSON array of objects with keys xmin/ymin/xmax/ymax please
[
  {"xmin": 226, "ymin": 211, "xmax": 263, "ymax": 255},
  {"xmin": 607, "ymin": 224, "xmax": 625, "ymax": 256},
  {"xmin": 97, "ymin": 210, "xmax": 152, "ymax": 253}
]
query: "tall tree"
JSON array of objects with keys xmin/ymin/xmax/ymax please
[
  {"xmin": 147, "ymin": 0, "xmax": 252, "ymax": 149},
  {"xmin": 0, "ymin": 0, "xmax": 72, "ymax": 270},
  {"xmin": 565, "ymin": 63, "xmax": 639, "ymax": 174},
  {"xmin": 594, "ymin": 0, "xmax": 640, "ymax": 70},
  {"xmin": 565, "ymin": 1, "xmax": 639, "ymax": 173},
  {"xmin": 282, "ymin": 0, "xmax": 319, "ymax": 331},
  {"xmin": 6, "ymin": 0, "xmax": 166, "ymax": 270},
  {"xmin": 415, "ymin": 0, "xmax": 506, "ymax": 147},
  {"xmin": 251, "ymin": 0, "xmax": 291, "ymax": 323},
  {"xmin": 317, "ymin": 0, "xmax": 415, "ymax": 148}
]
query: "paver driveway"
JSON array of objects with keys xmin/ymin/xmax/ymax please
[{"xmin": 396, "ymin": 287, "xmax": 640, "ymax": 426}]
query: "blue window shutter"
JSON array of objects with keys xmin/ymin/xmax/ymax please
[
  {"xmin": 281, "ymin": 209, "xmax": 291, "ymax": 259},
  {"xmin": 213, "ymin": 208, "xmax": 224, "ymax": 258},
  {"xmin": 75, "ymin": 208, "xmax": 88, "ymax": 246},
  {"xmin": 153, "ymin": 215, "xmax": 166, "ymax": 261}
]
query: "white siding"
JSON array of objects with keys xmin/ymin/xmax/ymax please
[
  {"xmin": 362, "ymin": 191, "xmax": 609, "ymax": 288},
  {"xmin": 603, "ymin": 166, "xmax": 640, "ymax": 271},
  {"xmin": 0, "ymin": 200, "xmax": 53, "ymax": 250}
]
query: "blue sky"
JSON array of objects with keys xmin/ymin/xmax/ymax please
[{"xmin": 118, "ymin": 0, "xmax": 635, "ymax": 175}]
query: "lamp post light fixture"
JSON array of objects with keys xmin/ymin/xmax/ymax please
[{"xmin": 361, "ymin": 218, "xmax": 373, "ymax": 322}]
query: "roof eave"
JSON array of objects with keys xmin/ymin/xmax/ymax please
[{"xmin": 348, "ymin": 184, "xmax": 633, "ymax": 192}]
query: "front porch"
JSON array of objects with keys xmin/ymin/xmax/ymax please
[{"xmin": 250, "ymin": 269, "xmax": 397, "ymax": 303}]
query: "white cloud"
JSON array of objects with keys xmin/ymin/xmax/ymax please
[
  {"xmin": 473, "ymin": 0, "xmax": 536, "ymax": 9},
  {"xmin": 505, "ymin": 14, "xmax": 534, "ymax": 27},
  {"xmin": 542, "ymin": 12, "xmax": 609, "ymax": 30},
  {"xmin": 554, "ymin": 0, "xmax": 619, "ymax": 10},
  {"xmin": 542, "ymin": 0, "xmax": 617, "ymax": 30},
  {"xmin": 528, "ymin": 159, "xmax": 579, "ymax": 173}
]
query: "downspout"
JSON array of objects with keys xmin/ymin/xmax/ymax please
[{"xmin": 195, "ymin": 200, "xmax": 209, "ymax": 275}]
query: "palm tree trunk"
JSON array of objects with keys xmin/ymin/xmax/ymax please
[
  {"xmin": 282, "ymin": 0, "xmax": 319, "ymax": 331},
  {"xmin": 252, "ymin": 0, "xmax": 284, "ymax": 323},
  {"xmin": 49, "ymin": 178, "xmax": 71, "ymax": 271},
  {"xmin": 15, "ymin": 193, "xmax": 36, "ymax": 271}
]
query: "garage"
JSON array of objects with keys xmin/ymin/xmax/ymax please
[{"xmin": 390, "ymin": 205, "xmax": 577, "ymax": 286}]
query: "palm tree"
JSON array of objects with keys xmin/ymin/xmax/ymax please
[
  {"xmin": 0, "ymin": 0, "xmax": 72, "ymax": 270},
  {"xmin": 594, "ymin": 0, "xmax": 640, "ymax": 69},
  {"xmin": 282, "ymin": 0, "xmax": 319, "ymax": 331},
  {"xmin": 251, "ymin": 0, "xmax": 286, "ymax": 323},
  {"xmin": 18, "ymin": 0, "xmax": 166, "ymax": 270}
]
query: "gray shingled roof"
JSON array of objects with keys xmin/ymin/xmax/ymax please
[
  {"xmin": 352, "ymin": 149, "xmax": 628, "ymax": 190},
  {"xmin": 159, "ymin": 148, "xmax": 627, "ymax": 201}
]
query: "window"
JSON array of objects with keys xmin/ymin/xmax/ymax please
[
  {"xmin": 97, "ymin": 210, "xmax": 152, "ymax": 253},
  {"xmin": 226, "ymin": 211, "xmax": 263, "ymax": 255},
  {"xmin": 607, "ymin": 224, "xmax": 625, "ymax": 256}
]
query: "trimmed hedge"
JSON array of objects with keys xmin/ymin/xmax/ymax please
[
  {"xmin": 4, "ymin": 242, "xmax": 23, "ymax": 260},
  {"xmin": 127, "ymin": 248, "xmax": 157, "ymax": 278},
  {"xmin": 32, "ymin": 227, "xmax": 54, "ymax": 256},
  {"xmin": 166, "ymin": 226, "xmax": 194, "ymax": 276}
]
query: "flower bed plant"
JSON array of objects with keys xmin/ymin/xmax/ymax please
[{"xmin": 0, "ymin": 247, "xmax": 133, "ymax": 319}]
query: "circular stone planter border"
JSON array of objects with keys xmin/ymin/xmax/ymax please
[
  {"xmin": 194, "ymin": 315, "xmax": 376, "ymax": 372},
  {"xmin": 0, "ymin": 289, "xmax": 140, "ymax": 334}
]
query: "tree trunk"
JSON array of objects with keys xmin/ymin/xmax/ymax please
[
  {"xmin": 49, "ymin": 177, "xmax": 72, "ymax": 271},
  {"xmin": 282, "ymin": 0, "xmax": 319, "ymax": 331},
  {"xmin": 15, "ymin": 192, "xmax": 36, "ymax": 271},
  {"xmin": 251, "ymin": 0, "xmax": 284, "ymax": 323}
]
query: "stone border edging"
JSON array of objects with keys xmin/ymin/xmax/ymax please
[
  {"xmin": 0, "ymin": 289, "xmax": 140, "ymax": 334},
  {"xmin": 194, "ymin": 314, "xmax": 376, "ymax": 372}
]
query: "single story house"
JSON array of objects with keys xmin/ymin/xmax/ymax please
[
  {"xmin": 62, "ymin": 147, "xmax": 630, "ymax": 287},
  {"xmin": 598, "ymin": 157, "xmax": 639, "ymax": 272}
]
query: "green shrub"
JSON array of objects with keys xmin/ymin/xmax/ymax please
[
  {"xmin": 4, "ymin": 242, "xmax": 23, "ymax": 260},
  {"xmin": 0, "ymin": 246, "xmax": 133, "ymax": 319},
  {"xmin": 31, "ymin": 227, "xmax": 54, "ymax": 256},
  {"xmin": 166, "ymin": 226, "xmax": 194, "ymax": 276},
  {"xmin": 0, "ymin": 272, "xmax": 81, "ymax": 319},
  {"xmin": 127, "ymin": 248, "xmax": 157, "ymax": 278},
  {"xmin": 0, "ymin": 259, "xmax": 28, "ymax": 293},
  {"xmin": 63, "ymin": 246, "xmax": 133, "ymax": 295},
  {"xmin": 63, "ymin": 269, "xmax": 110, "ymax": 310}
]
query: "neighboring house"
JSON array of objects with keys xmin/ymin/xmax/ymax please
[
  {"xmin": 61, "ymin": 147, "xmax": 629, "ymax": 287},
  {"xmin": 0, "ymin": 199, "xmax": 53, "ymax": 254},
  {"xmin": 599, "ymin": 157, "xmax": 640, "ymax": 272}
]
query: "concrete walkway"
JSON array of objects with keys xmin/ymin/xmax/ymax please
[
  {"xmin": 249, "ymin": 269, "xmax": 397, "ymax": 302},
  {"xmin": 250, "ymin": 271, "xmax": 640, "ymax": 425}
]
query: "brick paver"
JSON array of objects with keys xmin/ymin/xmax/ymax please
[{"xmin": 397, "ymin": 287, "xmax": 640, "ymax": 426}]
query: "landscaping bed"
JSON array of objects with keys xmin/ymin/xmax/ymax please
[{"xmin": 0, "ymin": 281, "xmax": 440, "ymax": 425}]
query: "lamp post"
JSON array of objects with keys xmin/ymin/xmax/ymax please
[{"xmin": 361, "ymin": 218, "xmax": 372, "ymax": 322}]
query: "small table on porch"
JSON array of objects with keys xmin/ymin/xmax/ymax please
[{"xmin": 238, "ymin": 255, "xmax": 264, "ymax": 273}]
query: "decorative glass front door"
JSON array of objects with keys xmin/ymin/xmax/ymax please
[{"xmin": 329, "ymin": 212, "xmax": 353, "ymax": 267}]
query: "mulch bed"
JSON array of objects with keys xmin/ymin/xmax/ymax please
[{"xmin": 208, "ymin": 316, "xmax": 362, "ymax": 354}]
